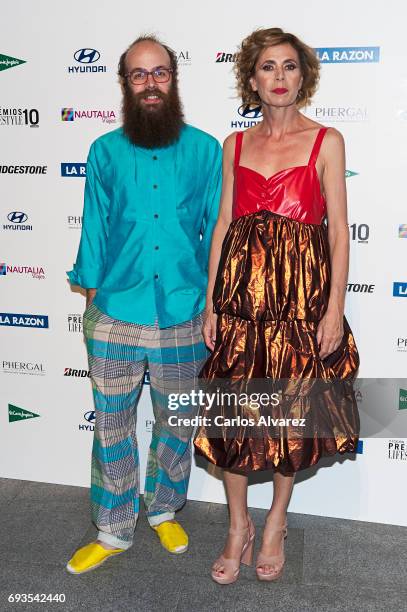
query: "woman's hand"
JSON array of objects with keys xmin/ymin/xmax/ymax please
[
  {"xmin": 202, "ymin": 307, "xmax": 218, "ymax": 351},
  {"xmin": 316, "ymin": 308, "xmax": 343, "ymax": 360}
]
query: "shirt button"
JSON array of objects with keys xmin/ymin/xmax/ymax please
[
  {"xmin": 153, "ymin": 155, "xmax": 158, "ymax": 160},
  {"xmin": 154, "ymin": 274, "xmax": 159, "ymax": 279},
  {"xmin": 154, "ymin": 214, "xmax": 159, "ymax": 219},
  {"xmin": 154, "ymin": 245, "xmax": 159, "ymax": 250},
  {"xmin": 153, "ymin": 184, "xmax": 158, "ymax": 189}
]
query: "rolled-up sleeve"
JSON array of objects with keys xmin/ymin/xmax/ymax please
[
  {"xmin": 67, "ymin": 142, "xmax": 110, "ymax": 288},
  {"xmin": 199, "ymin": 139, "xmax": 222, "ymax": 271}
]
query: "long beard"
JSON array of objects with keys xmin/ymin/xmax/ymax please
[{"xmin": 121, "ymin": 84, "xmax": 184, "ymax": 149}]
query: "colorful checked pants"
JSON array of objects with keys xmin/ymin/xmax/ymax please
[{"xmin": 83, "ymin": 303, "xmax": 208, "ymax": 549}]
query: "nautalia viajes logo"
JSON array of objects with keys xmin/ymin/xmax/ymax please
[
  {"xmin": 0, "ymin": 261, "xmax": 45, "ymax": 279},
  {"xmin": 8, "ymin": 403, "xmax": 40, "ymax": 423},
  {"xmin": 61, "ymin": 107, "xmax": 116, "ymax": 123},
  {"xmin": 399, "ymin": 224, "xmax": 407, "ymax": 238}
]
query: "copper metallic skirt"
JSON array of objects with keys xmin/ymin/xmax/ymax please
[{"xmin": 194, "ymin": 211, "xmax": 360, "ymax": 474}]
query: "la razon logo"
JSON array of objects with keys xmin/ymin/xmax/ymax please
[{"xmin": 8, "ymin": 403, "xmax": 40, "ymax": 422}]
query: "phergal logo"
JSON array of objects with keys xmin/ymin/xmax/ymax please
[{"xmin": 315, "ymin": 47, "xmax": 380, "ymax": 63}]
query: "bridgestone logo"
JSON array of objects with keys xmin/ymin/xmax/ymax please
[
  {"xmin": 0, "ymin": 165, "xmax": 47, "ymax": 174},
  {"xmin": 215, "ymin": 52, "xmax": 237, "ymax": 63},
  {"xmin": 346, "ymin": 283, "xmax": 375, "ymax": 293},
  {"xmin": 64, "ymin": 367, "xmax": 90, "ymax": 377}
]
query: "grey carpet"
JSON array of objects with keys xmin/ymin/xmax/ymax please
[{"xmin": 0, "ymin": 477, "xmax": 406, "ymax": 612}]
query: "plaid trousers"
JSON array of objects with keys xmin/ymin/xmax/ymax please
[{"xmin": 83, "ymin": 303, "xmax": 208, "ymax": 549}]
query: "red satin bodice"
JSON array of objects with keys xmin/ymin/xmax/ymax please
[{"xmin": 233, "ymin": 128, "xmax": 328, "ymax": 225}]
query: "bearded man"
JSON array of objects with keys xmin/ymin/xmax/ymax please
[{"xmin": 66, "ymin": 35, "xmax": 221, "ymax": 574}]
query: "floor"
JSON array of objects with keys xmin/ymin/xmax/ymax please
[{"xmin": 0, "ymin": 477, "xmax": 406, "ymax": 612}]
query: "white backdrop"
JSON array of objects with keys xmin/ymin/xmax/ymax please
[{"xmin": 1, "ymin": 0, "xmax": 406, "ymax": 526}]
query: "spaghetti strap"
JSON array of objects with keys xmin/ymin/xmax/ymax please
[
  {"xmin": 234, "ymin": 132, "xmax": 244, "ymax": 168},
  {"xmin": 308, "ymin": 127, "xmax": 328, "ymax": 166}
]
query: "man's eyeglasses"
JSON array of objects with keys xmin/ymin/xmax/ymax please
[{"xmin": 124, "ymin": 67, "xmax": 173, "ymax": 85}]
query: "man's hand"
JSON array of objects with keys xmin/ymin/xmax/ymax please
[
  {"xmin": 86, "ymin": 288, "xmax": 97, "ymax": 308},
  {"xmin": 202, "ymin": 307, "xmax": 217, "ymax": 351}
]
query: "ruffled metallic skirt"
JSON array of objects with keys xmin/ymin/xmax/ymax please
[{"xmin": 194, "ymin": 211, "xmax": 360, "ymax": 474}]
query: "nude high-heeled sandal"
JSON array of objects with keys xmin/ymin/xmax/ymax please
[
  {"xmin": 256, "ymin": 523, "xmax": 288, "ymax": 581},
  {"xmin": 211, "ymin": 517, "xmax": 255, "ymax": 585}
]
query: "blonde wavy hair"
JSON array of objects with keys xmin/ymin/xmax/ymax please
[{"xmin": 235, "ymin": 28, "xmax": 320, "ymax": 109}]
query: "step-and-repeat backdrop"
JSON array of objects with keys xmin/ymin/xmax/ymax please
[{"xmin": 1, "ymin": 0, "xmax": 406, "ymax": 526}]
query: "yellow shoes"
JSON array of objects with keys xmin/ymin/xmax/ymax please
[
  {"xmin": 67, "ymin": 520, "xmax": 188, "ymax": 574},
  {"xmin": 66, "ymin": 542, "xmax": 125, "ymax": 574},
  {"xmin": 152, "ymin": 520, "xmax": 188, "ymax": 554}
]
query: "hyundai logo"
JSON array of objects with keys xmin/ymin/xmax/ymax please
[
  {"xmin": 7, "ymin": 211, "xmax": 28, "ymax": 224},
  {"xmin": 74, "ymin": 48, "xmax": 100, "ymax": 64},
  {"xmin": 84, "ymin": 410, "xmax": 96, "ymax": 423},
  {"xmin": 238, "ymin": 104, "xmax": 263, "ymax": 119}
]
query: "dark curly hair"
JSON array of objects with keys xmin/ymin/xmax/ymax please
[{"xmin": 235, "ymin": 27, "xmax": 320, "ymax": 108}]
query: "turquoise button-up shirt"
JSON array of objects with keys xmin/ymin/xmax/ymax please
[{"xmin": 67, "ymin": 125, "xmax": 222, "ymax": 327}]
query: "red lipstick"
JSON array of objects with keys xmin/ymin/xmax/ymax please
[{"xmin": 272, "ymin": 88, "xmax": 288, "ymax": 94}]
